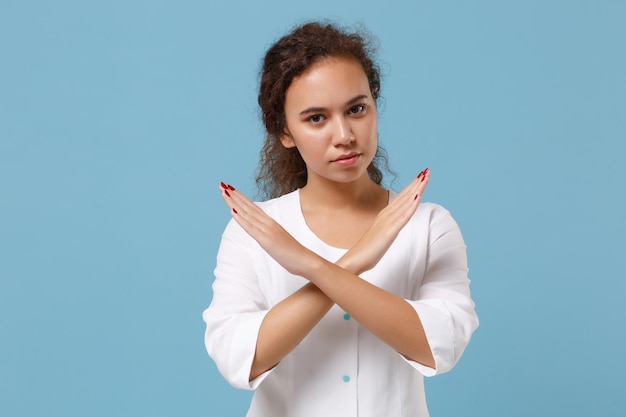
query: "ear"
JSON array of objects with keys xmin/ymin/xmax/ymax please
[{"xmin": 279, "ymin": 131, "xmax": 297, "ymax": 149}]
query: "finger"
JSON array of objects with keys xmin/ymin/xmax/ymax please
[
  {"xmin": 219, "ymin": 183, "xmax": 256, "ymax": 216},
  {"xmin": 416, "ymin": 168, "xmax": 430, "ymax": 196},
  {"xmin": 219, "ymin": 183, "xmax": 279, "ymax": 240},
  {"xmin": 219, "ymin": 187, "xmax": 265, "ymax": 239},
  {"xmin": 402, "ymin": 168, "xmax": 429, "ymax": 202},
  {"xmin": 389, "ymin": 167, "xmax": 429, "ymax": 211},
  {"xmin": 384, "ymin": 168, "xmax": 430, "ymax": 224},
  {"xmin": 219, "ymin": 183, "xmax": 256, "ymax": 225},
  {"xmin": 226, "ymin": 186, "xmax": 269, "ymax": 224},
  {"xmin": 219, "ymin": 184, "xmax": 307, "ymax": 269},
  {"xmin": 397, "ymin": 167, "xmax": 429, "ymax": 200}
]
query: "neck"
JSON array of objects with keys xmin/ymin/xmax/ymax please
[{"xmin": 299, "ymin": 173, "xmax": 386, "ymax": 211}]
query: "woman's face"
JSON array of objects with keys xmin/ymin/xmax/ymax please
[{"xmin": 280, "ymin": 57, "xmax": 378, "ymax": 185}]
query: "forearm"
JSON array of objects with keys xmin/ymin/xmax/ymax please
[
  {"xmin": 306, "ymin": 255, "xmax": 435, "ymax": 368},
  {"xmin": 250, "ymin": 283, "xmax": 332, "ymax": 380},
  {"xmin": 250, "ymin": 252, "xmax": 363, "ymax": 381}
]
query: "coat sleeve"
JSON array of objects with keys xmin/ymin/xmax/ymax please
[
  {"xmin": 402, "ymin": 204, "xmax": 479, "ymax": 376},
  {"xmin": 202, "ymin": 219, "xmax": 273, "ymax": 390}
]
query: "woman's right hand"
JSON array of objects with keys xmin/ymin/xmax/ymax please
[
  {"xmin": 338, "ymin": 168, "xmax": 430, "ymax": 275},
  {"xmin": 219, "ymin": 182, "xmax": 325, "ymax": 278}
]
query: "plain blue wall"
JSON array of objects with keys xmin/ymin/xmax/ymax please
[{"xmin": 1, "ymin": 1, "xmax": 624, "ymax": 416}]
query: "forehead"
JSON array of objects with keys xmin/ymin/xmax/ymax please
[{"xmin": 284, "ymin": 58, "xmax": 371, "ymax": 108}]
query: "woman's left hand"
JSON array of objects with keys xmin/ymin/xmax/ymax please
[{"xmin": 339, "ymin": 168, "xmax": 430, "ymax": 275}]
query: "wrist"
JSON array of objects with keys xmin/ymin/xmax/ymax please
[
  {"xmin": 293, "ymin": 248, "xmax": 327, "ymax": 279},
  {"xmin": 336, "ymin": 254, "xmax": 362, "ymax": 275}
]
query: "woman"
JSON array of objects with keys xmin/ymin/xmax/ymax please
[{"xmin": 203, "ymin": 21, "xmax": 478, "ymax": 417}]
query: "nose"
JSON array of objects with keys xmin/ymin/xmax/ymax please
[{"xmin": 332, "ymin": 117, "xmax": 355, "ymax": 146}]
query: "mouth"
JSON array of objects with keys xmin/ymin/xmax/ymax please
[{"xmin": 332, "ymin": 152, "xmax": 360, "ymax": 166}]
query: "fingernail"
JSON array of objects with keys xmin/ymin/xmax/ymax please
[
  {"xmin": 232, "ymin": 208, "xmax": 238, "ymax": 214},
  {"xmin": 417, "ymin": 171, "xmax": 424, "ymax": 179},
  {"xmin": 421, "ymin": 175, "xmax": 426, "ymax": 182},
  {"xmin": 220, "ymin": 181, "xmax": 228, "ymax": 189},
  {"xmin": 414, "ymin": 194, "xmax": 419, "ymax": 200},
  {"xmin": 224, "ymin": 190, "xmax": 231, "ymax": 197},
  {"xmin": 227, "ymin": 184, "xmax": 235, "ymax": 191}
]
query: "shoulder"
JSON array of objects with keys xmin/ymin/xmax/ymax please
[
  {"xmin": 255, "ymin": 190, "xmax": 300, "ymax": 223},
  {"xmin": 388, "ymin": 191, "xmax": 463, "ymax": 246},
  {"xmin": 412, "ymin": 202, "xmax": 465, "ymax": 249},
  {"xmin": 417, "ymin": 202, "xmax": 456, "ymax": 224},
  {"xmin": 221, "ymin": 189, "xmax": 300, "ymax": 241},
  {"xmin": 388, "ymin": 190, "xmax": 455, "ymax": 224},
  {"xmin": 414, "ymin": 201, "xmax": 462, "ymax": 235},
  {"xmin": 255, "ymin": 189, "xmax": 299, "ymax": 218}
]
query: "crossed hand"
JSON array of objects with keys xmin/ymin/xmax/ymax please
[
  {"xmin": 219, "ymin": 168, "xmax": 433, "ymax": 377},
  {"xmin": 219, "ymin": 168, "xmax": 430, "ymax": 277}
]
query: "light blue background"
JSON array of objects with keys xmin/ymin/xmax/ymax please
[{"xmin": 1, "ymin": 1, "xmax": 624, "ymax": 416}]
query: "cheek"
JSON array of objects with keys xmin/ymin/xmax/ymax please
[
  {"xmin": 360, "ymin": 118, "xmax": 378, "ymax": 143},
  {"xmin": 291, "ymin": 132, "xmax": 328, "ymax": 160}
]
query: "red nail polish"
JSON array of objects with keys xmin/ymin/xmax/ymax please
[
  {"xmin": 414, "ymin": 194, "xmax": 419, "ymax": 200},
  {"xmin": 421, "ymin": 175, "xmax": 426, "ymax": 182},
  {"xmin": 220, "ymin": 181, "xmax": 227, "ymax": 189},
  {"xmin": 232, "ymin": 208, "xmax": 238, "ymax": 214},
  {"xmin": 224, "ymin": 190, "xmax": 231, "ymax": 197},
  {"xmin": 227, "ymin": 184, "xmax": 235, "ymax": 191}
]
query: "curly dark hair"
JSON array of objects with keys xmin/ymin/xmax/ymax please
[{"xmin": 256, "ymin": 21, "xmax": 392, "ymax": 199}]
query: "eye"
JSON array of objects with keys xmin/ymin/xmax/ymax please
[
  {"xmin": 307, "ymin": 114, "xmax": 325, "ymax": 124},
  {"xmin": 348, "ymin": 104, "xmax": 366, "ymax": 115}
]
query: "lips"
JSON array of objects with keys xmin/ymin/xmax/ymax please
[
  {"xmin": 332, "ymin": 152, "xmax": 359, "ymax": 162},
  {"xmin": 332, "ymin": 152, "xmax": 360, "ymax": 166}
]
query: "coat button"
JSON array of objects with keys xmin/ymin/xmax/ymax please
[
  {"xmin": 343, "ymin": 313, "xmax": 351, "ymax": 320},
  {"xmin": 342, "ymin": 375, "xmax": 350, "ymax": 383}
]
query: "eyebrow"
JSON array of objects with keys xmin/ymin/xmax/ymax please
[{"xmin": 299, "ymin": 94, "xmax": 369, "ymax": 116}]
